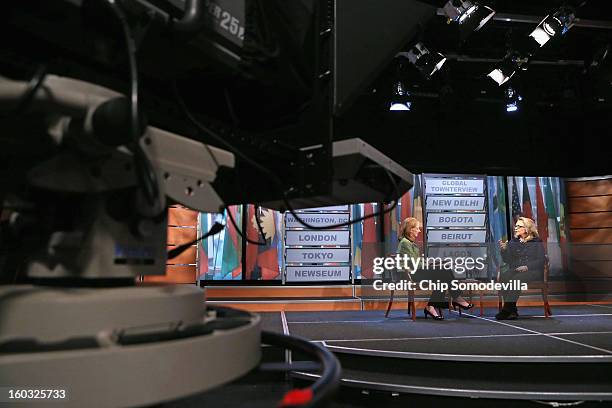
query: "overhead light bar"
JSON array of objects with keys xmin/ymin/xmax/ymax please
[
  {"xmin": 488, "ymin": 51, "xmax": 530, "ymax": 86},
  {"xmin": 389, "ymin": 81, "xmax": 412, "ymax": 111},
  {"xmin": 529, "ymin": 6, "xmax": 575, "ymax": 47},
  {"xmin": 505, "ymin": 86, "xmax": 522, "ymax": 113},
  {"xmin": 442, "ymin": 0, "xmax": 496, "ymax": 33},
  {"xmin": 406, "ymin": 43, "xmax": 447, "ymax": 77}
]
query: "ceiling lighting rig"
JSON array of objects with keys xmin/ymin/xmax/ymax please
[
  {"xmin": 529, "ymin": 6, "xmax": 576, "ymax": 48},
  {"xmin": 389, "ymin": 81, "xmax": 413, "ymax": 111},
  {"xmin": 488, "ymin": 4, "xmax": 577, "ymax": 86},
  {"xmin": 405, "ymin": 42, "xmax": 447, "ymax": 78},
  {"xmin": 505, "ymin": 86, "xmax": 523, "ymax": 112},
  {"xmin": 442, "ymin": 0, "xmax": 496, "ymax": 36},
  {"xmin": 488, "ymin": 51, "xmax": 530, "ymax": 86}
]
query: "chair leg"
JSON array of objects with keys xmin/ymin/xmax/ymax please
[
  {"xmin": 542, "ymin": 287, "xmax": 551, "ymax": 318},
  {"xmin": 409, "ymin": 290, "xmax": 416, "ymax": 321},
  {"xmin": 479, "ymin": 291, "xmax": 484, "ymax": 317},
  {"xmin": 451, "ymin": 294, "xmax": 462, "ymax": 316},
  {"xmin": 407, "ymin": 291, "xmax": 411, "ymax": 315},
  {"xmin": 385, "ymin": 290, "xmax": 395, "ymax": 318},
  {"xmin": 498, "ymin": 294, "xmax": 503, "ymax": 313}
]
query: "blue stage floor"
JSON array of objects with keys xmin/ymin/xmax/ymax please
[{"xmin": 260, "ymin": 305, "xmax": 612, "ymax": 360}]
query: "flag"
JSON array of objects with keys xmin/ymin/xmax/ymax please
[
  {"xmin": 544, "ymin": 177, "xmax": 562, "ymax": 273},
  {"xmin": 248, "ymin": 207, "xmax": 280, "ymax": 280},
  {"xmin": 396, "ymin": 196, "xmax": 402, "ymax": 244},
  {"xmin": 245, "ymin": 205, "xmax": 260, "ymax": 279},
  {"xmin": 495, "ymin": 176, "xmax": 509, "ymax": 277},
  {"xmin": 197, "ymin": 212, "xmax": 209, "ymax": 280},
  {"xmin": 511, "ymin": 176, "xmax": 522, "ymax": 224},
  {"xmin": 489, "ymin": 177, "xmax": 507, "ymax": 241},
  {"xmin": 361, "ymin": 203, "xmax": 377, "ymax": 279},
  {"xmin": 275, "ymin": 211, "xmax": 284, "ymax": 277},
  {"xmin": 556, "ymin": 178, "xmax": 569, "ymax": 272},
  {"xmin": 384, "ymin": 202, "xmax": 399, "ymax": 255},
  {"xmin": 487, "ymin": 176, "xmax": 508, "ymax": 278},
  {"xmin": 351, "ymin": 204, "xmax": 363, "ymax": 279},
  {"xmin": 544, "ymin": 177, "xmax": 559, "ymax": 243},
  {"xmin": 412, "ymin": 175, "xmax": 424, "ymax": 246},
  {"xmin": 522, "ymin": 177, "xmax": 533, "ymax": 220},
  {"xmin": 220, "ymin": 206, "xmax": 242, "ymax": 280},
  {"xmin": 400, "ymin": 189, "xmax": 412, "ymax": 222},
  {"xmin": 487, "ymin": 177, "xmax": 502, "ymax": 268},
  {"xmin": 535, "ymin": 177, "xmax": 548, "ymax": 243},
  {"xmin": 259, "ymin": 208, "xmax": 281, "ymax": 280},
  {"xmin": 497, "ymin": 176, "xmax": 508, "ymax": 241}
]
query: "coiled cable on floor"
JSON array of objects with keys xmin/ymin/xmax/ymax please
[{"xmin": 261, "ymin": 331, "xmax": 341, "ymax": 408}]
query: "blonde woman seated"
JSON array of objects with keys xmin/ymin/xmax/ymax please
[
  {"xmin": 497, "ymin": 216, "xmax": 545, "ymax": 320},
  {"xmin": 397, "ymin": 217, "xmax": 472, "ymax": 320}
]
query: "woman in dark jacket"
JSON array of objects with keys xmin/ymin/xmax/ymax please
[{"xmin": 497, "ymin": 216, "xmax": 546, "ymax": 320}]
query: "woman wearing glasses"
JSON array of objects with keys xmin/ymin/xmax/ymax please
[
  {"xmin": 497, "ymin": 217, "xmax": 546, "ymax": 320},
  {"xmin": 398, "ymin": 217, "xmax": 472, "ymax": 320}
]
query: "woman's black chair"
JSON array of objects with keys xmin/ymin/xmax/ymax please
[{"xmin": 497, "ymin": 255, "xmax": 552, "ymax": 318}]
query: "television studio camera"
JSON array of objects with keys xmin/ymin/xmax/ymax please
[{"xmin": 0, "ymin": 0, "xmax": 417, "ymax": 406}]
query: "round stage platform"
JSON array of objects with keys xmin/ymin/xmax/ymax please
[{"xmin": 259, "ymin": 304, "xmax": 612, "ymax": 401}]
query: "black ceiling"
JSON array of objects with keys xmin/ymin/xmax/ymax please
[
  {"xmin": 2, "ymin": 0, "xmax": 611, "ymax": 179},
  {"xmin": 334, "ymin": 0, "xmax": 612, "ymax": 177}
]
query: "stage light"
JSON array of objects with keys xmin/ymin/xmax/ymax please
[
  {"xmin": 442, "ymin": 0, "xmax": 495, "ymax": 33},
  {"xmin": 488, "ymin": 51, "xmax": 529, "ymax": 86},
  {"xmin": 389, "ymin": 81, "xmax": 412, "ymax": 111},
  {"xmin": 589, "ymin": 44, "xmax": 610, "ymax": 71},
  {"xmin": 529, "ymin": 7, "xmax": 575, "ymax": 48},
  {"xmin": 406, "ymin": 43, "xmax": 447, "ymax": 77},
  {"xmin": 505, "ymin": 86, "xmax": 522, "ymax": 113},
  {"xmin": 389, "ymin": 102, "xmax": 412, "ymax": 111},
  {"xmin": 488, "ymin": 68, "xmax": 513, "ymax": 86}
]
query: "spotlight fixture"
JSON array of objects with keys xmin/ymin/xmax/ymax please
[
  {"xmin": 488, "ymin": 51, "xmax": 530, "ymax": 86},
  {"xmin": 442, "ymin": 0, "xmax": 495, "ymax": 34},
  {"xmin": 587, "ymin": 44, "xmax": 610, "ymax": 72},
  {"xmin": 406, "ymin": 43, "xmax": 447, "ymax": 77},
  {"xmin": 505, "ymin": 86, "xmax": 522, "ymax": 113},
  {"xmin": 529, "ymin": 6, "xmax": 575, "ymax": 48},
  {"xmin": 389, "ymin": 81, "xmax": 412, "ymax": 111}
]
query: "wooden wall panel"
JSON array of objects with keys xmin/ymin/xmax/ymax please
[
  {"xmin": 568, "ymin": 212, "xmax": 612, "ymax": 229},
  {"xmin": 140, "ymin": 206, "xmax": 199, "ymax": 284},
  {"xmin": 568, "ymin": 196, "xmax": 612, "ymax": 213},
  {"xmin": 567, "ymin": 179, "xmax": 612, "ymax": 197},
  {"xmin": 206, "ymin": 286, "xmax": 354, "ymax": 299},
  {"xmin": 570, "ymin": 229, "xmax": 612, "ymax": 244},
  {"xmin": 571, "ymin": 244, "xmax": 612, "ymax": 261},
  {"xmin": 168, "ymin": 207, "xmax": 199, "ymax": 227},
  {"xmin": 167, "ymin": 246, "xmax": 197, "ymax": 265},
  {"xmin": 571, "ymin": 261, "xmax": 612, "ymax": 279},
  {"xmin": 167, "ymin": 227, "xmax": 197, "ymax": 245},
  {"xmin": 144, "ymin": 265, "xmax": 197, "ymax": 284},
  {"xmin": 567, "ymin": 178, "xmax": 612, "ymax": 280}
]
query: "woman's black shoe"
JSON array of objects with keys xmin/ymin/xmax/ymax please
[
  {"xmin": 495, "ymin": 309, "xmax": 518, "ymax": 320},
  {"xmin": 451, "ymin": 301, "xmax": 474, "ymax": 316},
  {"xmin": 424, "ymin": 307, "xmax": 444, "ymax": 320}
]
